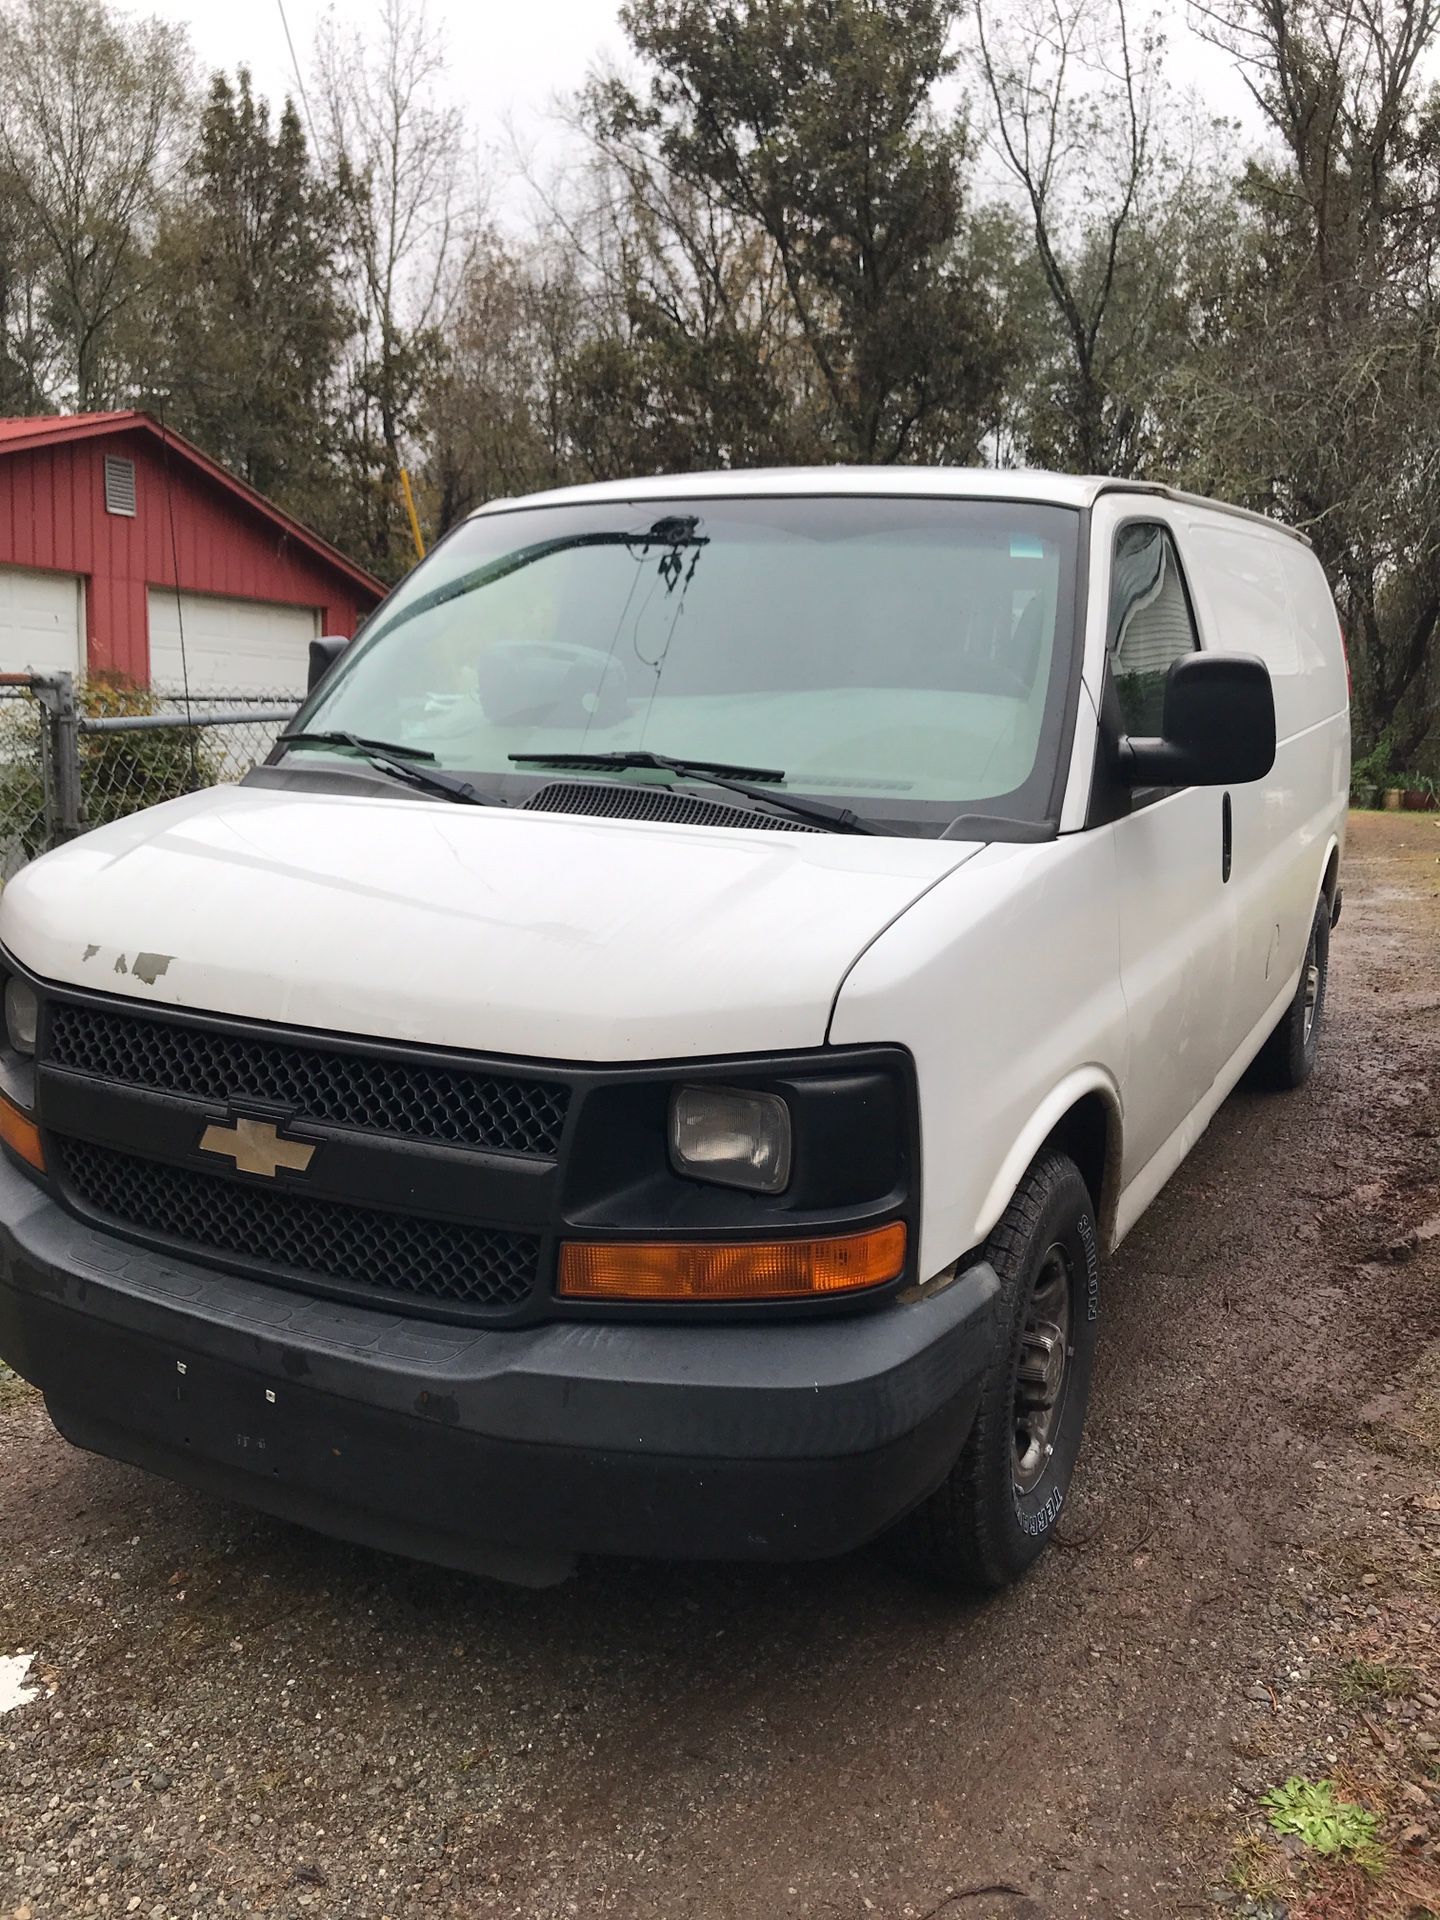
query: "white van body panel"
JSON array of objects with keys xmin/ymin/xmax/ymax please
[
  {"xmin": 1081, "ymin": 497, "xmax": 1240, "ymax": 1177},
  {"xmin": 0, "ymin": 784, "xmax": 982, "ymax": 1062},
  {"xmin": 829, "ymin": 832, "xmax": 1129, "ymax": 1279},
  {"xmin": 1176, "ymin": 510, "xmax": 1348, "ymax": 1010},
  {"xmin": 832, "ymin": 491, "xmax": 1348, "ymax": 1276}
]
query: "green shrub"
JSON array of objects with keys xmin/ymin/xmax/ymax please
[
  {"xmin": 1350, "ymin": 735, "xmax": 1395, "ymax": 805},
  {"xmin": 0, "ymin": 682, "xmax": 220, "ymax": 870},
  {"xmin": 78, "ymin": 682, "xmax": 218, "ymax": 830}
]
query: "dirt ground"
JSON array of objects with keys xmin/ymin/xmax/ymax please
[{"xmin": 2, "ymin": 809, "xmax": 1439, "ymax": 1920}]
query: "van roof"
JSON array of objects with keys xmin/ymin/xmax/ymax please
[{"xmin": 473, "ymin": 467, "xmax": 1311, "ymax": 545}]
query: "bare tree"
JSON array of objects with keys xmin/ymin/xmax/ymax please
[
  {"xmin": 422, "ymin": 240, "xmax": 588, "ymax": 523},
  {"xmin": 1183, "ymin": 0, "xmax": 1440, "ymax": 762},
  {"xmin": 1192, "ymin": 0, "xmax": 1440, "ymax": 291},
  {"xmin": 522, "ymin": 94, "xmax": 823, "ymax": 474},
  {"xmin": 0, "ymin": 158, "xmax": 52, "ymax": 409},
  {"xmin": 312, "ymin": 0, "xmax": 483, "ymax": 570},
  {"xmin": 0, "ymin": 0, "xmax": 189, "ymax": 408},
  {"xmin": 971, "ymin": 0, "xmax": 1212, "ymax": 474},
  {"xmin": 565, "ymin": 85, "xmax": 797, "ymax": 366}
]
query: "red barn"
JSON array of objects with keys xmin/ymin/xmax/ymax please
[{"xmin": 0, "ymin": 412, "xmax": 386, "ymax": 695}]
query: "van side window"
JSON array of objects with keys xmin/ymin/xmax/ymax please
[{"xmin": 1108, "ymin": 524, "xmax": 1200, "ymax": 734}]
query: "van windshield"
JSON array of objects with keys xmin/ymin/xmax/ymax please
[{"xmin": 289, "ymin": 494, "xmax": 1081, "ymax": 836}]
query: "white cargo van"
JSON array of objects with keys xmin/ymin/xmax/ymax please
[{"xmin": 0, "ymin": 470, "xmax": 1348, "ymax": 1589}]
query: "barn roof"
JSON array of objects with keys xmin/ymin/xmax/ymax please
[{"xmin": 0, "ymin": 412, "xmax": 386, "ymax": 602}]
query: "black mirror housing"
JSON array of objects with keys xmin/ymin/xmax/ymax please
[
  {"xmin": 308, "ymin": 634, "xmax": 350, "ymax": 693},
  {"xmin": 1116, "ymin": 651, "xmax": 1276, "ymax": 789}
]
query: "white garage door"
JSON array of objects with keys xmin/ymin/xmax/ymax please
[
  {"xmin": 0, "ymin": 566, "xmax": 84, "ymax": 677},
  {"xmin": 148, "ymin": 590, "xmax": 319, "ymax": 696}
]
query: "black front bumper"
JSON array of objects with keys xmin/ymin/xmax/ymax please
[{"xmin": 0, "ymin": 1156, "xmax": 996, "ymax": 1582}]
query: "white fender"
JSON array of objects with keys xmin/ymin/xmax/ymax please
[{"xmin": 973, "ymin": 1066, "xmax": 1125, "ymax": 1253}]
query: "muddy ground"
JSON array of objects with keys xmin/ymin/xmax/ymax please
[{"xmin": 2, "ymin": 809, "xmax": 1438, "ymax": 1920}]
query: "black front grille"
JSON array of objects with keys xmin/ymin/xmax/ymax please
[
  {"xmin": 46, "ymin": 1004, "xmax": 569, "ymax": 1157},
  {"xmin": 56, "ymin": 1137, "xmax": 539, "ymax": 1315},
  {"xmin": 524, "ymin": 781, "xmax": 819, "ymax": 832}
]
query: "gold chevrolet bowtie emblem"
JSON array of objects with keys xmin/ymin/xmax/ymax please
[{"xmin": 198, "ymin": 1116, "xmax": 316, "ymax": 1179}]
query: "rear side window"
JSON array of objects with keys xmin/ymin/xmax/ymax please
[{"xmin": 1107, "ymin": 524, "xmax": 1200, "ymax": 733}]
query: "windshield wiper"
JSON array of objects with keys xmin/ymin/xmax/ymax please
[
  {"xmin": 509, "ymin": 749, "xmax": 885, "ymax": 835},
  {"xmin": 279, "ymin": 729, "xmax": 439, "ymax": 763},
  {"xmin": 282, "ymin": 730, "xmax": 507, "ymax": 808}
]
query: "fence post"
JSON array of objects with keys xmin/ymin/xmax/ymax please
[{"xmin": 33, "ymin": 672, "xmax": 83, "ymax": 847}]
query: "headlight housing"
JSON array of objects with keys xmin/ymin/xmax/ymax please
[
  {"xmin": 4, "ymin": 976, "xmax": 38, "ymax": 1056},
  {"xmin": 669, "ymin": 1084, "xmax": 792, "ymax": 1194}
]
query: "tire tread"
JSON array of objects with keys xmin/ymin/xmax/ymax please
[
  {"xmin": 893, "ymin": 1149, "xmax": 1092, "ymax": 1591},
  {"xmin": 1252, "ymin": 899, "xmax": 1329, "ymax": 1092}
]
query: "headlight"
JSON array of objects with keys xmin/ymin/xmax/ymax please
[
  {"xmin": 669, "ymin": 1085, "xmax": 791, "ymax": 1194},
  {"xmin": 4, "ymin": 977, "xmax": 38, "ymax": 1056}
]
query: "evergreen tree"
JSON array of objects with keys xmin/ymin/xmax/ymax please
[
  {"xmin": 592, "ymin": 0, "xmax": 1014, "ymax": 464},
  {"xmin": 135, "ymin": 70, "xmax": 350, "ymax": 526}
]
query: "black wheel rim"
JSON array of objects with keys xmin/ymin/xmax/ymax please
[
  {"xmin": 1303, "ymin": 927, "xmax": 1322, "ymax": 1045},
  {"xmin": 1013, "ymin": 1243, "xmax": 1075, "ymax": 1495}
]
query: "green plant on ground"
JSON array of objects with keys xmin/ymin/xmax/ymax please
[
  {"xmin": 1261, "ymin": 1776, "xmax": 1385, "ymax": 1870},
  {"xmin": 1388, "ymin": 771, "xmax": 1440, "ymax": 801},
  {"xmin": 1351, "ymin": 736, "xmax": 1395, "ymax": 805},
  {"xmin": 1333, "ymin": 1658, "xmax": 1418, "ymax": 1704}
]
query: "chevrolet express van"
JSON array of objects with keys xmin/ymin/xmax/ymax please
[{"xmin": 0, "ymin": 470, "xmax": 1348, "ymax": 1590}]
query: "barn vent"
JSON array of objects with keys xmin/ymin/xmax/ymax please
[{"xmin": 103, "ymin": 455, "xmax": 137, "ymax": 517}]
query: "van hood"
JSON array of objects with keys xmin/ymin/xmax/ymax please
[{"xmin": 0, "ymin": 785, "xmax": 982, "ymax": 1061}]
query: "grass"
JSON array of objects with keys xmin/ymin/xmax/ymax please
[
  {"xmin": 0, "ymin": 1363, "xmax": 36, "ymax": 1411},
  {"xmin": 1397, "ymin": 1390, "xmax": 1440, "ymax": 1462},
  {"xmin": 1226, "ymin": 1830, "xmax": 1290, "ymax": 1901},
  {"xmin": 1261, "ymin": 1777, "xmax": 1386, "ymax": 1873},
  {"xmin": 1332, "ymin": 1658, "xmax": 1418, "ymax": 1705}
]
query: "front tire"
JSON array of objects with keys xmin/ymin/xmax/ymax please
[
  {"xmin": 1252, "ymin": 897, "xmax": 1330, "ymax": 1091},
  {"xmin": 892, "ymin": 1149, "xmax": 1100, "ymax": 1591}
]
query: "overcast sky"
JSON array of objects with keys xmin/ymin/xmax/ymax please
[
  {"xmin": 140, "ymin": 0, "xmax": 1272, "ymax": 219},
  {"xmin": 144, "ymin": 0, "xmax": 631, "ymax": 186}
]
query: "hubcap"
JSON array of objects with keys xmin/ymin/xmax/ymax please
[{"xmin": 1014, "ymin": 1244, "xmax": 1075, "ymax": 1494}]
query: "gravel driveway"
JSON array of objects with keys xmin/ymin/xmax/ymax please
[{"xmin": 3, "ymin": 809, "xmax": 1438, "ymax": 1920}]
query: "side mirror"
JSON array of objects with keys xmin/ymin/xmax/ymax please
[
  {"xmin": 308, "ymin": 634, "xmax": 350, "ymax": 693},
  {"xmin": 1116, "ymin": 651, "xmax": 1276, "ymax": 788}
]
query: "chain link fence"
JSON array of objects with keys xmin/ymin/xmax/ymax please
[
  {"xmin": 0, "ymin": 674, "xmax": 298, "ymax": 882},
  {"xmin": 0, "ymin": 681, "xmax": 49, "ymax": 880}
]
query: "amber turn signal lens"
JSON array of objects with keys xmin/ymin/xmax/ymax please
[
  {"xmin": 558, "ymin": 1221, "xmax": 906, "ymax": 1303},
  {"xmin": 0, "ymin": 1090, "xmax": 44, "ymax": 1172}
]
